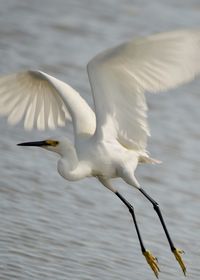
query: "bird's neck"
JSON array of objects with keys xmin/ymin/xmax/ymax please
[
  {"xmin": 58, "ymin": 158, "xmax": 91, "ymax": 181},
  {"xmin": 57, "ymin": 143, "xmax": 91, "ymax": 181},
  {"xmin": 59, "ymin": 143, "xmax": 78, "ymax": 170}
]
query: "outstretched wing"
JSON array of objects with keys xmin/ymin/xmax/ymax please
[
  {"xmin": 87, "ymin": 29, "xmax": 200, "ymax": 151},
  {"xmin": 0, "ymin": 70, "xmax": 96, "ymax": 136}
]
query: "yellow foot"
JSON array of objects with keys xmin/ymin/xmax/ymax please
[
  {"xmin": 172, "ymin": 248, "xmax": 186, "ymax": 276},
  {"xmin": 143, "ymin": 250, "xmax": 160, "ymax": 278}
]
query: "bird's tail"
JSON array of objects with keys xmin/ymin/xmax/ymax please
[{"xmin": 139, "ymin": 155, "xmax": 162, "ymax": 164}]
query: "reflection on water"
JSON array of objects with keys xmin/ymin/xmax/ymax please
[{"xmin": 0, "ymin": 0, "xmax": 200, "ymax": 279}]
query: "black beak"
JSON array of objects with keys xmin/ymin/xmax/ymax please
[{"xmin": 17, "ymin": 141, "xmax": 47, "ymax": 147}]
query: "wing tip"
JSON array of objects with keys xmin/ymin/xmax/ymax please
[{"xmin": 28, "ymin": 70, "xmax": 47, "ymax": 80}]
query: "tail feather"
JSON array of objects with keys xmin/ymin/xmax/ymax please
[{"xmin": 139, "ymin": 155, "xmax": 162, "ymax": 164}]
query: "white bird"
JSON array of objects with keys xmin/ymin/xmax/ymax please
[{"xmin": 1, "ymin": 29, "xmax": 200, "ymax": 277}]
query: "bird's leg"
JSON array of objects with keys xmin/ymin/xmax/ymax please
[
  {"xmin": 139, "ymin": 188, "xmax": 186, "ymax": 276},
  {"xmin": 116, "ymin": 191, "xmax": 160, "ymax": 278},
  {"xmin": 98, "ymin": 177, "xmax": 159, "ymax": 277}
]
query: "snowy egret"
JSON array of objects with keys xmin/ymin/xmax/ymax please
[{"xmin": 0, "ymin": 29, "xmax": 200, "ymax": 277}]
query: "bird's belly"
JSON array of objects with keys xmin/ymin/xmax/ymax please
[
  {"xmin": 91, "ymin": 161, "xmax": 117, "ymax": 178},
  {"xmin": 80, "ymin": 141, "xmax": 122, "ymax": 178},
  {"xmin": 77, "ymin": 138, "xmax": 137, "ymax": 179}
]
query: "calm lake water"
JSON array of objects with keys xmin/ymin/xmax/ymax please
[{"xmin": 0, "ymin": 0, "xmax": 200, "ymax": 279}]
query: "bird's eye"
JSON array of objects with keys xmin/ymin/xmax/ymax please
[{"xmin": 45, "ymin": 140, "xmax": 59, "ymax": 146}]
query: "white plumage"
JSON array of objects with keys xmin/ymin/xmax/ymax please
[{"xmin": 1, "ymin": 29, "xmax": 200, "ymax": 277}]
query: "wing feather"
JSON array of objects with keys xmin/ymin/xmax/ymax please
[
  {"xmin": 0, "ymin": 70, "xmax": 96, "ymax": 136},
  {"xmin": 7, "ymin": 93, "xmax": 30, "ymax": 125},
  {"xmin": 87, "ymin": 29, "xmax": 200, "ymax": 150},
  {"xmin": 24, "ymin": 92, "xmax": 38, "ymax": 130}
]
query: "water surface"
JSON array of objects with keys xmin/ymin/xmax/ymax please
[{"xmin": 0, "ymin": 0, "xmax": 200, "ymax": 279}]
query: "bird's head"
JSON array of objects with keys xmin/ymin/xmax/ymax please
[
  {"xmin": 17, "ymin": 139, "xmax": 61, "ymax": 154},
  {"xmin": 18, "ymin": 138, "xmax": 78, "ymax": 170},
  {"xmin": 17, "ymin": 138, "xmax": 77, "ymax": 159}
]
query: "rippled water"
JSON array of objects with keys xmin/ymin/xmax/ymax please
[{"xmin": 0, "ymin": 0, "xmax": 200, "ymax": 279}]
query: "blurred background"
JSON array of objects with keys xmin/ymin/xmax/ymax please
[{"xmin": 0, "ymin": 0, "xmax": 200, "ymax": 279}]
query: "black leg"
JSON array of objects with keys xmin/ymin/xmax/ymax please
[
  {"xmin": 115, "ymin": 191, "xmax": 159, "ymax": 278},
  {"xmin": 139, "ymin": 188, "xmax": 186, "ymax": 275},
  {"xmin": 116, "ymin": 192, "xmax": 146, "ymax": 252}
]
